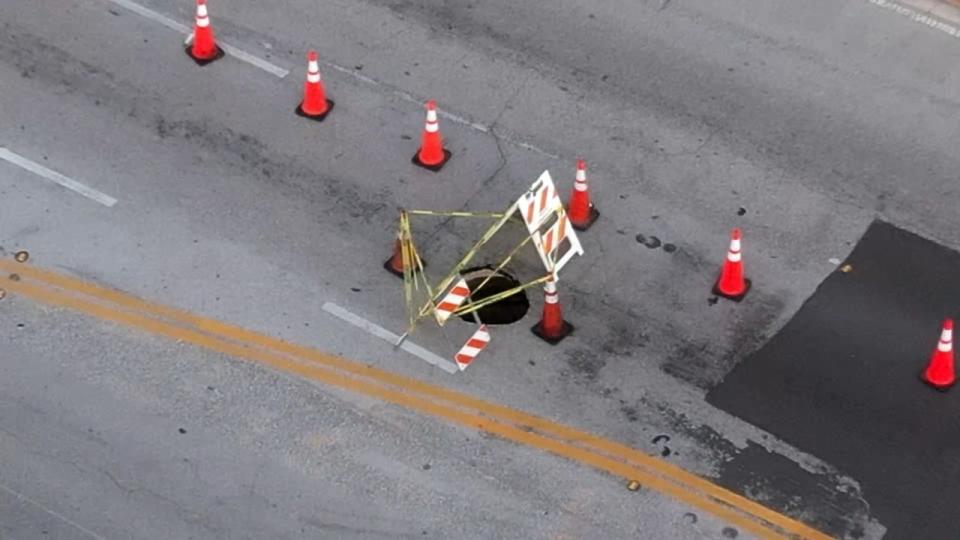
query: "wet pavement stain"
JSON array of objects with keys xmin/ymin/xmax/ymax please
[
  {"xmin": 599, "ymin": 323, "xmax": 649, "ymax": 356},
  {"xmin": 651, "ymin": 434, "xmax": 672, "ymax": 457},
  {"xmin": 563, "ymin": 348, "xmax": 607, "ymax": 381},
  {"xmin": 619, "ymin": 403, "xmax": 639, "ymax": 422},
  {"xmin": 635, "ymin": 233, "xmax": 661, "ymax": 249},
  {"xmin": 635, "ymin": 233, "xmax": 677, "ymax": 253}
]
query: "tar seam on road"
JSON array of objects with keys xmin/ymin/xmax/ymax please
[
  {"xmin": 104, "ymin": 0, "xmax": 290, "ymax": 78},
  {"xmin": 0, "ymin": 261, "xmax": 833, "ymax": 540},
  {"xmin": 0, "ymin": 148, "xmax": 118, "ymax": 207},
  {"xmin": 866, "ymin": 0, "xmax": 960, "ymax": 38},
  {"xmin": 0, "ymin": 481, "xmax": 108, "ymax": 540},
  {"xmin": 102, "ymin": 0, "xmax": 558, "ymax": 159},
  {"xmin": 321, "ymin": 301, "xmax": 460, "ymax": 374}
]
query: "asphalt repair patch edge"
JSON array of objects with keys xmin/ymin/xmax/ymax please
[{"xmin": 707, "ymin": 220, "xmax": 960, "ymax": 540}]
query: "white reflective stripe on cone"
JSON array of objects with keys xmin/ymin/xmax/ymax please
[
  {"xmin": 939, "ymin": 330, "xmax": 953, "ymax": 352},
  {"xmin": 544, "ymin": 280, "xmax": 559, "ymax": 303},
  {"xmin": 728, "ymin": 239, "xmax": 742, "ymax": 262},
  {"xmin": 196, "ymin": 3, "xmax": 209, "ymax": 26}
]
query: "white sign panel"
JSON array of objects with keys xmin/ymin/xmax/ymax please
[{"xmin": 516, "ymin": 170, "xmax": 584, "ymax": 280}]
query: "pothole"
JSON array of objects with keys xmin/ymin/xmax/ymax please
[{"xmin": 457, "ymin": 266, "xmax": 530, "ymax": 325}]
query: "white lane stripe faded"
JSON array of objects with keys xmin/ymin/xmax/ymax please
[
  {"xmin": 104, "ymin": 0, "xmax": 289, "ymax": 78},
  {"xmin": 321, "ymin": 302, "xmax": 459, "ymax": 374},
  {"xmin": 321, "ymin": 63, "xmax": 561, "ymax": 159},
  {"xmin": 106, "ymin": 0, "xmax": 190, "ymax": 33},
  {"xmin": 866, "ymin": 0, "xmax": 960, "ymax": 38},
  {"xmin": 107, "ymin": 0, "xmax": 558, "ymax": 158},
  {"xmin": 0, "ymin": 481, "xmax": 108, "ymax": 540},
  {"xmin": 0, "ymin": 148, "xmax": 118, "ymax": 207},
  {"xmin": 218, "ymin": 42, "xmax": 289, "ymax": 78}
]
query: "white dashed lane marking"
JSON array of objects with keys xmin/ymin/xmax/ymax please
[
  {"xmin": 321, "ymin": 302, "xmax": 460, "ymax": 374},
  {"xmin": 0, "ymin": 147, "xmax": 118, "ymax": 207},
  {"xmin": 104, "ymin": 0, "xmax": 290, "ymax": 78}
]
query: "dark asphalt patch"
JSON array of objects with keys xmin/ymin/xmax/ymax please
[
  {"xmin": 707, "ymin": 220, "xmax": 960, "ymax": 540},
  {"xmin": 716, "ymin": 441, "xmax": 871, "ymax": 538}
]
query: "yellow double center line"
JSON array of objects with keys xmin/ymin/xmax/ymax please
[{"xmin": 0, "ymin": 259, "xmax": 832, "ymax": 540}]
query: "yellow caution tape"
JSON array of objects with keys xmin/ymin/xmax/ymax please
[
  {"xmin": 392, "ymin": 198, "xmax": 559, "ymax": 337},
  {"xmin": 408, "ymin": 210, "xmax": 507, "ymax": 219}
]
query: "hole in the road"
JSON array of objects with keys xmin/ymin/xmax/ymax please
[{"xmin": 457, "ymin": 266, "xmax": 529, "ymax": 325}]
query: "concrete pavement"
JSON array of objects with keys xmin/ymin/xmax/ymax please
[
  {"xmin": 2, "ymin": 0, "xmax": 958, "ymax": 537},
  {"xmin": 2, "ymin": 290, "xmax": 742, "ymax": 540}
]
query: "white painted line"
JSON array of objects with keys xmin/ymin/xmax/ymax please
[
  {"xmin": 106, "ymin": 0, "xmax": 189, "ymax": 33},
  {"xmin": 106, "ymin": 0, "xmax": 557, "ymax": 156},
  {"xmin": 0, "ymin": 481, "xmax": 108, "ymax": 540},
  {"xmin": 104, "ymin": 0, "xmax": 289, "ymax": 78},
  {"xmin": 321, "ymin": 302, "xmax": 459, "ymax": 374},
  {"xmin": 401, "ymin": 341, "xmax": 459, "ymax": 374},
  {"xmin": 0, "ymin": 148, "xmax": 118, "ymax": 207},
  {"xmin": 866, "ymin": 0, "xmax": 960, "ymax": 38},
  {"xmin": 105, "ymin": 0, "xmax": 560, "ymax": 157},
  {"xmin": 218, "ymin": 42, "xmax": 289, "ymax": 79},
  {"xmin": 322, "ymin": 63, "xmax": 560, "ymax": 159},
  {"xmin": 322, "ymin": 301, "xmax": 400, "ymax": 343}
]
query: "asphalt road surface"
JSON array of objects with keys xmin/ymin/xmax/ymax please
[{"xmin": 2, "ymin": 0, "xmax": 959, "ymax": 538}]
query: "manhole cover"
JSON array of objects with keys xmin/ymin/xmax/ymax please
[{"xmin": 458, "ymin": 266, "xmax": 530, "ymax": 325}]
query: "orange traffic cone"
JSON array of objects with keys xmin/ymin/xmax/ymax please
[
  {"xmin": 922, "ymin": 319, "xmax": 955, "ymax": 392},
  {"xmin": 713, "ymin": 228, "xmax": 750, "ymax": 301},
  {"xmin": 295, "ymin": 51, "xmax": 334, "ymax": 121},
  {"xmin": 531, "ymin": 279, "xmax": 573, "ymax": 344},
  {"xmin": 567, "ymin": 159, "xmax": 600, "ymax": 231},
  {"xmin": 186, "ymin": 0, "xmax": 224, "ymax": 65},
  {"xmin": 412, "ymin": 100, "xmax": 451, "ymax": 171},
  {"xmin": 383, "ymin": 232, "xmax": 426, "ymax": 278}
]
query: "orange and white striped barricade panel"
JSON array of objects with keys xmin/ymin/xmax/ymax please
[
  {"xmin": 455, "ymin": 324, "xmax": 490, "ymax": 371},
  {"xmin": 517, "ymin": 170, "xmax": 564, "ymax": 235},
  {"xmin": 434, "ymin": 278, "xmax": 471, "ymax": 325},
  {"xmin": 516, "ymin": 171, "xmax": 584, "ymax": 280},
  {"xmin": 533, "ymin": 208, "xmax": 584, "ymax": 278}
]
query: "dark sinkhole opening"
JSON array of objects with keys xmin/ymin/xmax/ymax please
[{"xmin": 457, "ymin": 266, "xmax": 530, "ymax": 325}]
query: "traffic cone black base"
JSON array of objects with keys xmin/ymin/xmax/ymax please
[
  {"xmin": 570, "ymin": 206, "xmax": 600, "ymax": 232},
  {"xmin": 412, "ymin": 149, "xmax": 452, "ymax": 172},
  {"xmin": 712, "ymin": 278, "xmax": 751, "ymax": 302},
  {"xmin": 295, "ymin": 100, "xmax": 335, "ymax": 122},
  {"xmin": 383, "ymin": 259, "xmax": 404, "ymax": 278},
  {"xmin": 185, "ymin": 44, "xmax": 225, "ymax": 66},
  {"xmin": 920, "ymin": 372, "xmax": 953, "ymax": 393},
  {"xmin": 383, "ymin": 257, "xmax": 426, "ymax": 279},
  {"xmin": 531, "ymin": 321, "xmax": 574, "ymax": 345}
]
